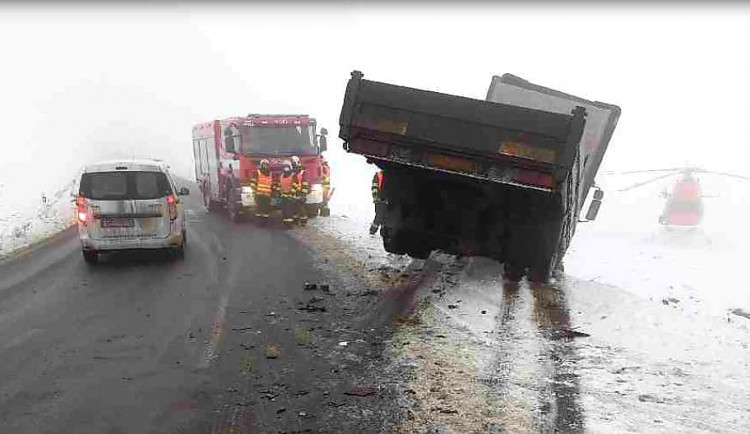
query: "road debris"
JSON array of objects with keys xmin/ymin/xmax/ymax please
[
  {"xmin": 298, "ymin": 304, "xmax": 327, "ymax": 313},
  {"xmin": 265, "ymin": 343, "xmax": 282, "ymax": 359},
  {"xmin": 304, "ymin": 282, "xmax": 318, "ymax": 291},
  {"xmin": 239, "ymin": 356, "xmax": 254, "ymax": 371},
  {"xmin": 338, "ymin": 341, "xmax": 348, "ymax": 347}
]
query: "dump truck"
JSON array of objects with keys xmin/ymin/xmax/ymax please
[{"xmin": 338, "ymin": 71, "xmax": 621, "ymax": 281}]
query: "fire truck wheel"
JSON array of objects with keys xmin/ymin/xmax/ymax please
[
  {"xmin": 305, "ymin": 204, "xmax": 320, "ymax": 219},
  {"xmin": 204, "ymin": 192, "xmax": 217, "ymax": 212}
]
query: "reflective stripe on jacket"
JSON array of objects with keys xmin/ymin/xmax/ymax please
[
  {"xmin": 322, "ymin": 165, "xmax": 331, "ymax": 188},
  {"xmin": 278, "ymin": 174, "xmax": 297, "ymax": 198},
  {"xmin": 296, "ymin": 169, "xmax": 310, "ymax": 198},
  {"xmin": 253, "ymin": 170, "xmax": 273, "ymax": 197}
]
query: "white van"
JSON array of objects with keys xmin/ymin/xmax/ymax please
[{"xmin": 76, "ymin": 160, "xmax": 189, "ymax": 264}]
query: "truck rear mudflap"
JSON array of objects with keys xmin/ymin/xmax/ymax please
[{"xmin": 339, "ymin": 71, "xmax": 587, "ymax": 193}]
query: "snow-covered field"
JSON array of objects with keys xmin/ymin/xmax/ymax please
[{"xmin": 0, "ymin": 177, "xmax": 78, "ymax": 259}]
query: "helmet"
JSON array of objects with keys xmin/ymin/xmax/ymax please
[
  {"xmin": 321, "ymin": 157, "xmax": 328, "ymax": 166},
  {"xmin": 291, "ymin": 156, "xmax": 301, "ymax": 169},
  {"xmin": 259, "ymin": 159, "xmax": 270, "ymax": 170},
  {"xmin": 282, "ymin": 160, "xmax": 292, "ymax": 173}
]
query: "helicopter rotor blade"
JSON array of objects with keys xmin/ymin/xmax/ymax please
[
  {"xmin": 692, "ymin": 169, "xmax": 750, "ymax": 181},
  {"xmin": 619, "ymin": 172, "xmax": 678, "ymax": 191},
  {"xmin": 620, "ymin": 168, "xmax": 685, "ymax": 175}
]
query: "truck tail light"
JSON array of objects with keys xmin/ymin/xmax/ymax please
[
  {"xmin": 516, "ymin": 170, "xmax": 555, "ymax": 189},
  {"xmin": 167, "ymin": 194, "xmax": 178, "ymax": 220}
]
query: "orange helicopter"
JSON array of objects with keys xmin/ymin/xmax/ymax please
[{"xmin": 619, "ymin": 167, "xmax": 750, "ymax": 227}]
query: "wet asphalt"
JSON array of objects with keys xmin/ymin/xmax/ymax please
[
  {"xmin": 0, "ymin": 193, "xmax": 405, "ymax": 434},
  {"xmin": 5, "ymin": 194, "xmax": 742, "ymax": 433}
]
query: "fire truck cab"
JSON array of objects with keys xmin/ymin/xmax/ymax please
[{"xmin": 192, "ymin": 114, "xmax": 329, "ymax": 221}]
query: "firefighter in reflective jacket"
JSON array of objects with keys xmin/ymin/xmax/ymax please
[
  {"xmin": 370, "ymin": 170, "xmax": 386, "ymax": 235},
  {"xmin": 320, "ymin": 158, "xmax": 331, "ymax": 217},
  {"xmin": 250, "ymin": 159, "xmax": 273, "ymax": 220},
  {"xmin": 291, "ymin": 156, "xmax": 310, "ymax": 226},
  {"xmin": 276, "ymin": 160, "xmax": 298, "ymax": 227}
]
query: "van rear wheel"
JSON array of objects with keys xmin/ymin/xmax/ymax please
[{"xmin": 82, "ymin": 250, "xmax": 98, "ymax": 264}]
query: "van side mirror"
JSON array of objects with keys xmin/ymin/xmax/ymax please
[
  {"xmin": 585, "ymin": 188, "xmax": 604, "ymax": 221},
  {"xmin": 179, "ymin": 187, "xmax": 190, "ymax": 196}
]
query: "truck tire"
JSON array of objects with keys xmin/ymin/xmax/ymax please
[
  {"xmin": 406, "ymin": 246, "xmax": 431, "ymax": 260},
  {"xmin": 381, "ymin": 226, "xmax": 408, "ymax": 255},
  {"xmin": 405, "ymin": 232, "xmax": 431, "ymax": 259},
  {"xmin": 503, "ymin": 262, "xmax": 524, "ymax": 282}
]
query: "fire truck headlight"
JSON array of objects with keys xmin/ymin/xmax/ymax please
[
  {"xmin": 307, "ymin": 184, "xmax": 324, "ymax": 204},
  {"xmin": 241, "ymin": 186, "xmax": 255, "ymax": 207}
]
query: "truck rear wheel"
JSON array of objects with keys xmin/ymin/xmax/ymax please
[
  {"xmin": 503, "ymin": 262, "xmax": 524, "ymax": 282},
  {"xmin": 381, "ymin": 226, "xmax": 408, "ymax": 255}
]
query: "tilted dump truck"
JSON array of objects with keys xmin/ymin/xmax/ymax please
[{"xmin": 338, "ymin": 71, "xmax": 620, "ymax": 281}]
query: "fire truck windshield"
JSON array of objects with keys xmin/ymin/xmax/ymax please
[{"xmin": 242, "ymin": 125, "xmax": 317, "ymax": 156}]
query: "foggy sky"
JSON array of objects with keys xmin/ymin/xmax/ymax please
[{"xmin": 2, "ymin": 3, "xmax": 750, "ymax": 197}]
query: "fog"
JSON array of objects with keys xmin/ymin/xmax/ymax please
[{"xmin": 2, "ymin": 3, "xmax": 750, "ymax": 215}]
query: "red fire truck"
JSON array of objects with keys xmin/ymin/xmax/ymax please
[{"xmin": 192, "ymin": 114, "xmax": 329, "ymax": 221}]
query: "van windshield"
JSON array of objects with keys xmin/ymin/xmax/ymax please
[{"xmin": 80, "ymin": 171, "xmax": 173, "ymax": 200}]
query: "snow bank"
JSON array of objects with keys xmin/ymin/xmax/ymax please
[{"xmin": 0, "ymin": 179, "xmax": 77, "ymax": 258}]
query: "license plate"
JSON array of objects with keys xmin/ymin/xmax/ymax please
[{"xmin": 101, "ymin": 217, "xmax": 134, "ymax": 228}]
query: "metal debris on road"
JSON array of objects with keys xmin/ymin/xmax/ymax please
[
  {"xmin": 447, "ymin": 304, "xmax": 458, "ymax": 309},
  {"xmin": 338, "ymin": 341, "xmax": 348, "ymax": 347},
  {"xmin": 304, "ymin": 282, "xmax": 318, "ymax": 291}
]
